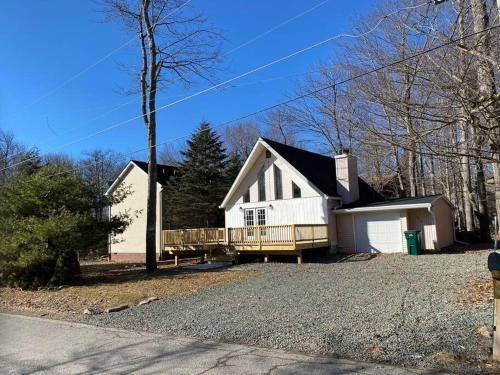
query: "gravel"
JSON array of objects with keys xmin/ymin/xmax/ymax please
[{"xmin": 83, "ymin": 251, "xmax": 495, "ymax": 373}]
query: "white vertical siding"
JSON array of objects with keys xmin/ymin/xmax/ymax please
[{"xmin": 225, "ymin": 196, "xmax": 328, "ymax": 228}]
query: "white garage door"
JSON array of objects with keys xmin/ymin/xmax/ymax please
[{"xmin": 354, "ymin": 212, "xmax": 402, "ymax": 253}]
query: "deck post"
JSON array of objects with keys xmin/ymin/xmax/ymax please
[
  {"xmin": 174, "ymin": 255, "xmax": 179, "ymax": 266},
  {"xmin": 297, "ymin": 251, "xmax": 302, "ymax": 265},
  {"xmin": 292, "ymin": 224, "xmax": 296, "ymax": 248},
  {"xmin": 264, "ymin": 255, "xmax": 269, "ymax": 263}
]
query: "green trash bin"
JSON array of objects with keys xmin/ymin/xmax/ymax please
[{"xmin": 404, "ymin": 230, "xmax": 421, "ymax": 255}]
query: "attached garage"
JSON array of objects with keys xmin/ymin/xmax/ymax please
[
  {"xmin": 335, "ymin": 195, "xmax": 455, "ymax": 254},
  {"xmin": 354, "ymin": 212, "xmax": 402, "ymax": 253}
]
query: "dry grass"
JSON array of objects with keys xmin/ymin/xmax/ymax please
[
  {"xmin": 0, "ymin": 260, "xmax": 258, "ymax": 320},
  {"xmin": 456, "ymin": 279, "xmax": 494, "ymax": 307}
]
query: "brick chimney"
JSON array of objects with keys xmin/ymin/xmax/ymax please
[{"xmin": 334, "ymin": 153, "xmax": 359, "ymax": 205}]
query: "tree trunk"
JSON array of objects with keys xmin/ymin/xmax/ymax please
[
  {"xmin": 475, "ymin": 158, "xmax": 490, "ymax": 240},
  {"xmin": 143, "ymin": 0, "xmax": 158, "ymax": 271},
  {"xmin": 460, "ymin": 124, "xmax": 474, "ymax": 231},
  {"xmin": 470, "ymin": 0, "xmax": 500, "ymax": 225}
]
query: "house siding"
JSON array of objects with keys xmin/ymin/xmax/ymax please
[
  {"xmin": 407, "ymin": 208, "xmax": 437, "ymax": 250},
  {"xmin": 432, "ymin": 198, "xmax": 454, "ymax": 248},
  {"xmin": 224, "ymin": 145, "xmax": 327, "ymax": 228},
  {"xmin": 225, "ymin": 196, "xmax": 328, "ymax": 228},
  {"xmin": 336, "ymin": 214, "xmax": 355, "ymax": 253},
  {"xmin": 109, "ymin": 164, "xmax": 163, "ymax": 259}
]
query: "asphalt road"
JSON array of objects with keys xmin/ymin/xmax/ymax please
[{"xmin": 0, "ymin": 313, "xmax": 447, "ymax": 374}]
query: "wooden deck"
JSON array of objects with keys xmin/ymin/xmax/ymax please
[{"xmin": 162, "ymin": 224, "xmax": 329, "ymax": 263}]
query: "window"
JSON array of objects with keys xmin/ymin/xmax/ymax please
[
  {"xmin": 292, "ymin": 181, "xmax": 301, "ymax": 198},
  {"xmin": 244, "ymin": 209, "xmax": 256, "ymax": 238},
  {"xmin": 258, "ymin": 168, "xmax": 266, "ymax": 201},
  {"xmin": 274, "ymin": 165, "xmax": 283, "ymax": 200},
  {"xmin": 256, "ymin": 208, "xmax": 266, "ymax": 226},
  {"xmin": 244, "ymin": 209, "xmax": 255, "ymax": 226},
  {"xmin": 243, "ymin": 189, "xmax": 250, "ymax": 203}
]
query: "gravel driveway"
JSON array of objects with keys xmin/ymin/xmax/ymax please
[{"xmin": 84, "ymin": 251, "xmax": 495, "ymax": 373}]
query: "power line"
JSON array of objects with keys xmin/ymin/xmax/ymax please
[
  {"xmin": 40, "ymin": 24, "xmax": 500, "ymax": 180},
  {"xmin": 13, "ymin": 0, "xmax": 194, "ymax": 115},
  {"xmin": 8, "ymin": 0, "xmax": 330, "ymax": 159},
  {"xmin": 2, "ymin": 1, "xmax": 430, "ymax": 173}
]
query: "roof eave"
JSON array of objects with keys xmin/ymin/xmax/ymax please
[{"xmin": 333, "ymin": 202, "xmax": 431, "ymax": 213}]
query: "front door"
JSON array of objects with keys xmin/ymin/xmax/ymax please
[{"xmin": 244, "ymin": 208, "xmax": 266, "ymax": 240}]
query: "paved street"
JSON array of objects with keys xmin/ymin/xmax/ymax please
[{"xmin": 0, "ymin": 313, "xmax": 446, "ymax": 374}]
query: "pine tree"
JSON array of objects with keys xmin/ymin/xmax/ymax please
[{"xmin": 166, "ymin": 122, "xmax": 229, "ymax": 228}]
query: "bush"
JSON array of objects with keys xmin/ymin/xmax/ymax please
[{"xmin": 1, "ymin": 249, "xmax": 80, "ymax": 289}]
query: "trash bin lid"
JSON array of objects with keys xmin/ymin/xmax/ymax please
[
  {"xmin": 405, "ymin": 230, "xmax": 420, "ymax": 234},
  {"xmin": 488, "ymin": 252, "xmax": 500, "ymax": 272}
]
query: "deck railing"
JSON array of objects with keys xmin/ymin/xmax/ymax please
[
  {"xmin": 163, "ymin": 224, "xmax": 328, "ymax": 250},
  {"xmin": 162, "ymin": 227, "xmax": 225, "ymax": 246}
]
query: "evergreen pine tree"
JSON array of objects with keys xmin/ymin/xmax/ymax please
[{"xmin": 166, "ymin": 122, "xmax": 229, "ymax": 228}]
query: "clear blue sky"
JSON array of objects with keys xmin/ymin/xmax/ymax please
[{"xmin": 0, "ymin": 0, "xmax": 375, "ymax": 161}]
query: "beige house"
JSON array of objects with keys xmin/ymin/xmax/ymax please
[
  {"xmin": 219, "ymin": 138, "xmax": 455, "ymax": 255},
  {"xmin": 105, "ymin": 160, "xmax": 176, "ymax": 261}
]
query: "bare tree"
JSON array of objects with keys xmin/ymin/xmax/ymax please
[
  {"xmin": 158, "ymin": 143, "xmax": 182, "ymax": 166},
  {"xmin": 224, "ymin": 121, "xmax": 261, "ymax": 159},
  {"xmin": 103, "ymin": 0, "xmax": 221, "ymax": 271}
]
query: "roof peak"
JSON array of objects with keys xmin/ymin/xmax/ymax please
[{"xmin": 260, "ymin": 137, "xmax": 335, "ymax": 161}]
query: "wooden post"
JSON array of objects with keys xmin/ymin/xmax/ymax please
[
  {"xmin": 494, "ymin": 298, "xmax": 500, "ymax": 360},
  {"xmin": 292, "ymin": 224, "xmax": 296, "ymax": 249},
  {"xmin": 258, "ymin": 226, "xmax": 262, "ymax": 251},
  {"xmin": 264, "ymin": 255, "xmax": 269, "ymax": 263},
  {"xmin": 174, "ymin": 255, "xmax": 179, "ymax": 266},
  {"xmin": 297, "ymin": 250, "xmax": 302, "ymax": 264}
]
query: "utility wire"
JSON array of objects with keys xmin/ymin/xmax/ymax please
[
  {"xmin": 2, "ymin": 1, "xmax": 429, "ymax": 174},
  {"xmin": 40, "ymin": 24, "xmax": 500, "ymax": 180},
  {"xmin": 13, "ymin": 0, "xmax": 194, "ymax": 114},
  {"xmin": 8, "ymin": 0, "xmax": 330, "ymax": 160}
]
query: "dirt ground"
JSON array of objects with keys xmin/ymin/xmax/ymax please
[{"xmin": 0, "ymin": 260, "xmax": 258, "ymax": 320}]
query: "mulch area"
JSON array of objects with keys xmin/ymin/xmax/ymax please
[{"xmin": 0, "ymin": 260, "xmax": 258, "ymax": 320}]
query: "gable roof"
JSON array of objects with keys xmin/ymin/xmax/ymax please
[
  {"xmin": 261, "ymin": 138, "xmax": 338, "ymax": 197},
  {"xmin": 130, "ymin": 160, "xmax": 177, "ymax": 186},
  {"xmin": 105, "ymin": 160, "xmax": 177, "ymax": 195}
]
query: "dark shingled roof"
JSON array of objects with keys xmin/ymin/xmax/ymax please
[
  {"xmin": 131, "ymin": 160, "xmax": 177, "ymax": 186},
  {"xmin": 262, "ymin": 138, "xmax": 338, "ymax": 197}
]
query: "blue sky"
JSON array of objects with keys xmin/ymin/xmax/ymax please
[{"xmin": 0, "ymin": 0, "xmax": 375, "ymax": 161}]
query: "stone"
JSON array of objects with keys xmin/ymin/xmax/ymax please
[
  {"xmin": 476, "ymin": 326, "xmax": 492, "ymax": 338},
  {"xmin": 105, "ymin": 305, "xmax": 129, "ymax": 313},
  {"xmin": 138, "ymin": 297, "xmax": 159, "ymax": 306}
]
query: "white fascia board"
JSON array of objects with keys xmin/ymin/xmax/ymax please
[
  {"xmin": 220, "ymin": 140, "xmax": 264, "ymax": 208},
  {"xmin": 333, "ymin": 203, "xmax": 431, "ymax": 213},
  {"xmin": 260, "ymin": 139, "xmax": 329, "ymax": 200},
  {"xmin": 220, "ymin": 138, "xmax": 332, "ymax": 208},
  {"xmin": 105, "ymin": 160, "xmax": 162, "ymax": 196}
]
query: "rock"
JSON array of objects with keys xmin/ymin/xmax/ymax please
[
  {"xmin": 58, "ymin": 285, "xmax": 68, "ymax": 290},
  {"xmin": 83, "ymin": 308, "xmax": 99, "ymax": 315},
  {"xmin": 105, "ymin": 305, "xmax": 129, "ymax": 313},
  {"xmin": 476, "ymin": 326, "xmax": 492, "ymax": 338},
  {"xmin": 138, "ymin": 297, "xmax": 159, "ymax": 306}
]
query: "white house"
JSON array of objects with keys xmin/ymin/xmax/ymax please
[
  {"xmin": 220, "ymin": 138, "xmax": 455, "ymax": 255},
  {"xmin": 105, "ymin": 160, "xmax": 176, "ymax": 261}
]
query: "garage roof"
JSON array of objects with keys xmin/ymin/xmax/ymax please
[{"xmin": 335, "ymin": 194, "xmax": 446, "ymax": 213}]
